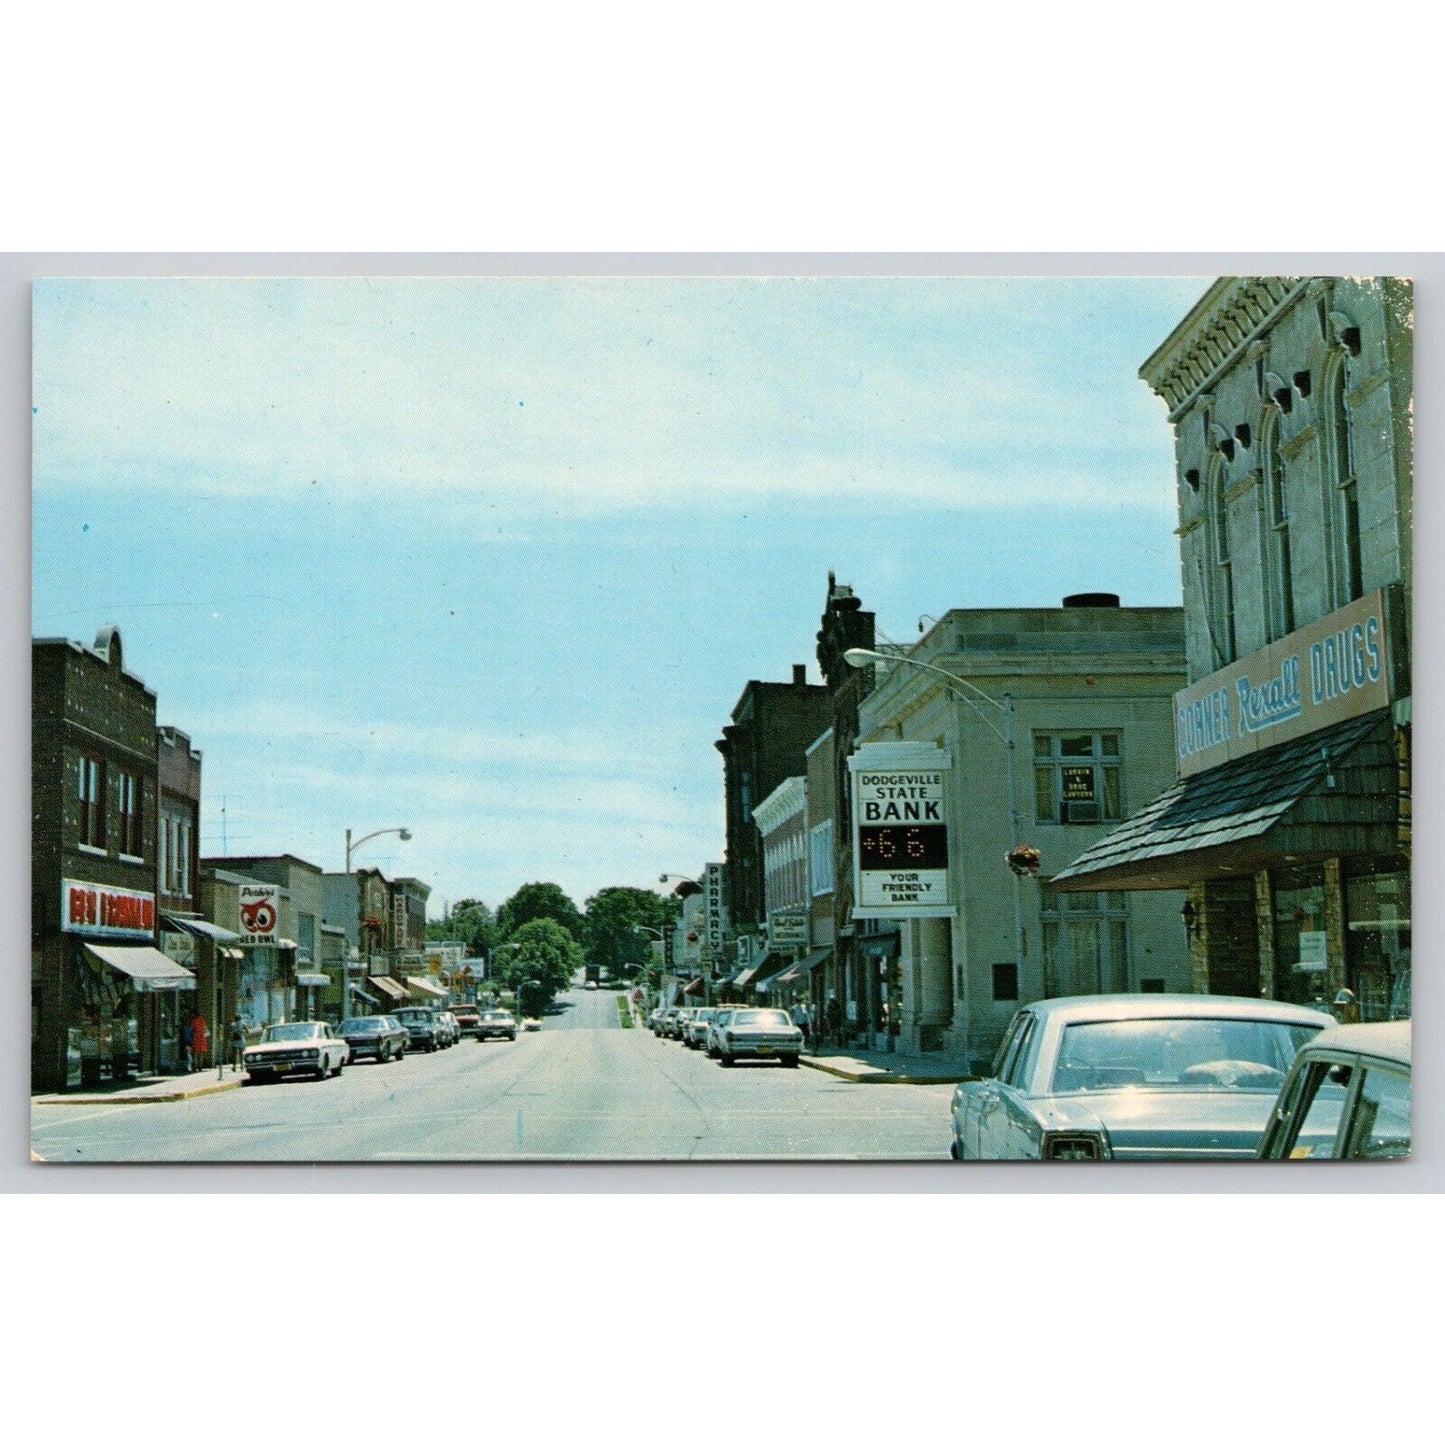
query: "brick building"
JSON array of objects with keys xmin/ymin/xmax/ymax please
[
  {"xmin": 31, "ymin": 627, "xmax": 193, "ymax": 1092},
  {"xmin": 714, "ymin": 663, "xmax": 833, "ymax": 969}
]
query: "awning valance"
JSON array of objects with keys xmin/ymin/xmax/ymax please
[
  {"xmin": 1053, "ymin": 711, "xmax": 1395, "ymax": 892},
  {"xmin": 350, "ymin": 983, "xmax": 380, "ymax": 1003},
  {"xmin": 295, "ymin": 973, "xmax": 331, "ymax": 988},
  {"xmin": 162, "ymin": 914, "xmax": 242, "ymax": 943},
  {"xmin": 406, "ymin": 976, "xmax": 447, "ymax": 999},
  {"xmin": 682, "ymin": 976, "xmax": 705, "ymax": 996},
  {"xmin": 83, "ymin": 943, "xmax": 197, "ymax": 993},
  {"xmin": 222, "ymin": 948, "xmax": 245, "ymax": 960},
  {"xmin": 770, "ymin": 949, "xmax": 831, "ymax": 986},
  {"xmin": 367, "ymin": 975, "xmax": 409, "ymax": 1000},
  {"xmin": 732, "ymin": 966, "xmax": 758, "ymax": 988}
]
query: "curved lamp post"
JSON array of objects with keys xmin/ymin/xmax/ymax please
[
  {"xmin": 843, "ymin": 646, "xmax": 1024, "ymax": 1042},
  {"xmin": 342, "ymin": 826, "xmax": 411, "ymax": 1021}
]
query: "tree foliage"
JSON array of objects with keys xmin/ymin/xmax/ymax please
[
  {"xmin": 426, "ymin": 898, "xmax": 496, "ymax": 956},
  {"xmin": 495, "ymin": 917, "xmax": 583, "ymax": 1013},
  {"xmin": 497, "ymin": 882, "xmax": 584, "ymax": 943},
  {"xmin": 583, "ymin": 886, "xmax": 672, "ymax": 978}
]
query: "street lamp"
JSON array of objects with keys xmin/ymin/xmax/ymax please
[
  {"xmin": 843, "ymin": 646, "xmax": 1024, "ymax": 1048},
  {"xmin": 633, "ymin": 924, "xmax": 667, "ymax": 1013},
  {"xmin": 341, "ymin": 826, "xmax": 412, "ymax": 1021},
  {"xmin": 658, "ymin": 873, "xmax": 702, "ymax": 897}
]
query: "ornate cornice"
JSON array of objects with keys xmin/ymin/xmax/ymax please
[{"xmin": 1140, "ymin": 277, "xmax": 1312, "ymax": 420}]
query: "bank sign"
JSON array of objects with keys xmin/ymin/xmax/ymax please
[
  {"xmin": 849, "ymin": 743, "xmax": 953, "ymax": 919},
  {"xmin": 1174, "ymin": 590, "xmax": 1397, "ymax": 778}
]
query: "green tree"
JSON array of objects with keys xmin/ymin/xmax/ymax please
[
  {"xmin": 583, "ymin": 886, "xmax": 671, "ymax": 979},
  {"xmin": 497, "ymin": 882, "xmax": 584, "ymax": 943},
  {"xmin": 496, "ymin": 917, "xmax": 583, "ymax": 1013},
  {"xmin": 426, "ymin": 898, "xmax": 496, "ymax": 957}
]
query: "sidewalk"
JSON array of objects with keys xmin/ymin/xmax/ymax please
[
  {"xmin": 32, "ymin": 1067, "xmax": 246, "ymax": 1106},
  {"xmin": 800, "ymin": 1045, "xmax": 973, "ymax": 1085}
]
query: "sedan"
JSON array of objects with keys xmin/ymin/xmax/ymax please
[
  {"xmin": 685, "ymin": 1008, "xmax": 716, "ymax": 1050},
  {"xmin": 337, "ymin": 1013, "xmax": 408, "ymax": 1064},
  {"xmin": 242, "ymin": 1021, "xmax": 350, "ymax": 1084},
  {"xmin": 451, "ymin": 1004, "xmax": 482, "ymax": 1038},
  {"xmin": 949, "ymin": 994, "xmax": 1331, "ymax": 1161},
  {"xmin": 715, "ymin": 1007, "xmax": 804, "ymax": 1067},
  {"xmin": 1256, "ymin": 1019, "xmax": 1410, "ymax": 1160},
  {"xmin": 478, "ymin": 1008, "xmax": 518, "ymax": 1042},
  {"xmin": 392, "ymin": 1007, "xmax": 443, "ymax": 1053},
  {"xmin": 435, "ymin": 1011, "xmax": 461, "ymax": 1047}
]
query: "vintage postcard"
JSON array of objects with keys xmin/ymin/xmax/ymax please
[{"xmin": 28, "ymin": 270, "xmax": 1412, "ymax": 1164}]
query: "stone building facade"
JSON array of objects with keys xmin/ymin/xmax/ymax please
[
  {"xmin": 854, "ymin": 599, "xmax": 1188, "ymax": 1070},
  {"xmin": 1058, "ymin": 276, "xmax": 1412, "ymax": 1024}
]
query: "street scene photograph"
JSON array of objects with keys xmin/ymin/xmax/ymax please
[{"xmin": 28, "ymin": 270, "xmax": 1413, "ymax": 1165}]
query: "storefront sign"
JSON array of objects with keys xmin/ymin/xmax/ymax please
[
  {"xmin": 1174, "ymin": 590, "xmax": 1396, "ymax": 778},
  {"xmin": 1297, "ymin": 932, "xmax": 1328, "ymax": 971},
  {"xmin": 768, "ymin": 908, "xmax": 808, "ymax": 950},
  {"xmin": 849, "ymin": 743, "xmax": 953, "ymax": 919},
  {"xmin": 62, "ymin": 879, "xmax": 156, "ymax": 936},
  {"xmin": 237, "ymin": 884, "xmax": 280, "ymax": 945}
]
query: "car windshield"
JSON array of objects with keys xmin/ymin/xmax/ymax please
[
  {"xmin": 262, "ymin": 1023, "xmax": 322, "ymax": 1042},
  {"xmin": 343, "ymin": 1019, "xmax": 382, "ymax": 1032},
  {"xmin": 1052, "ymin": 1017, "xmax": 1322, "ymax": 1093},
  {"xmin": 483, "ymin": 1011, "xmax": 511, "ymax": 1021},
  {"xmin": 731, "ymin": 1010, "xmax": 791, "ymax": 1028},
  {"xmin": 395, "ymin": 1010, "xmax": 428, "ymax": 1022}
]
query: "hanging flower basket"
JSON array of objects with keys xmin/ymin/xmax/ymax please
[
  {"xmin": 362, "ymin": 916, "xmax": 385, "ymax": 935},
  {"xmin": 1005, "ymin": 843, "xmax": 1041, "ymax": 877}
]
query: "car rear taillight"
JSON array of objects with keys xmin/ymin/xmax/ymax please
[{"xmin": 1043, "ymin": 1132, "xmax": 1106, "ymax": 1161}]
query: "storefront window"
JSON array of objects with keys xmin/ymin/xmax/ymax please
[
  {"xmin": 1271, "ymin": 868, "xmax": 1328, "ymax": 1007},
  {"xmin": 1345, "ymin": 862, "xmax": 1411, "ymax": 1021}
]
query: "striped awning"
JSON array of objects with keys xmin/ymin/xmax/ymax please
[
  {"xmin": 367, "ymin": 975, "xmax": 409, "ymax": 1001},
  {"xmin": 83, "ymin": 943, "xmax": 197, "ymax": 993}
]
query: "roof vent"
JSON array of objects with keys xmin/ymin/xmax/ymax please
[{"xmin": 1062, "ymin": 593, "xmax": 1121, "ymax": 608}]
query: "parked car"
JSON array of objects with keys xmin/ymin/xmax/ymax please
[
  {"xmin": 478, "ymin": 1008, "xmax": 518, "ymax": 1042},
  {"xmin": 715, "ymin": 1007, "xmax": 804, "ymax": 1067},
  {"xmin": 337, "ymin": 1013, "xmax": 408, "ymax": 1064},
  {"xmin": 451, "ymin": 1004, "xmax": 482, "ymax": 1038},
  {"xmin": 392, "ymin": 1006, "xmax": 444, "ymax": 1053},
  {"xmin": 949, "ymin": 994, "xmax": 1331, "ymax": 1161},
  {"xmin": 705, "ymin": 1006, "xmax": 742, "ymax": 1058},
  {"xmin": 522, "ymin": 1016, "xmax": 541, "ymax": 1031},
  {"xmin": 435, "ymin": 1011, "xmax": 461, "ymax": 1047},
  {"xmin": 1256, "ymin": 1020, "xmax": 1411, "ymax": 1160},
  {"xmin": 584, "ymin": 980, "xmax": 599, "ymax": 990},
  {"xmin": 242, "ymin": 1021, "xmax": 350, "ymax": 1084},
  {"xmin": 685, "ymin": 1008, "xmax": 716, "ymax": 1049},
  {"xmin": 380, "ymin": 1015, "xmax": 409, "ymax": 1056},
  {"xmin": 657, "ymin": 1006, "xmax": 681, "ymax": 1039},
  {"xmin": 648, "ymin": 1009, "xmax": 665, "ymax": 1034},
  {"xmin": 669, "ymin": 1008, "xmax": 695, "ymax": 1040}
]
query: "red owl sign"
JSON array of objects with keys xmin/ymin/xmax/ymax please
[{"xmin": 238, "ymin": 884, "xmax": 280, "ymax": 945}]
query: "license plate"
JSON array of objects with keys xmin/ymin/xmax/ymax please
[
  {"xmin": 756, "ymin": 1046, "xmax": 773, "ymax": 1055},
  {"xmin": 273, "ymin": 1063, "xmax": 290, "ymax": 1072}
]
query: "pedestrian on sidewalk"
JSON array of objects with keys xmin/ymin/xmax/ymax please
[
  {"xmin": 188, "ymin": 1011, "xmax": 210, "ymax": 1072},
  {"xmin": 182, "ymin": 1014, "xmax": 195, "ymax": 1072},
  {"xmin": 790, "ymin": 999, "xmax": 810, "ymax": 1049},
  {"xmin": 230, "ymin": 1014, "xmax": 247, "ymax": 1071},
  {"xmin": 825, "ymin": 992, "xmax": 843, "ymax": 1049}
]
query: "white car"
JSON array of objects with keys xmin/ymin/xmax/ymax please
[
  {"xmin": 242, "ymin": 1021, "xmax": 350, "ymax": 1084},
  {"xmin": 715, "ymin": 1007, "xmax": 804, "ymax": 1068}
]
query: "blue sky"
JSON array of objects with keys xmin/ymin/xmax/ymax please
[{"xmin": 31, "ymin": 274, "xmax": 1209, "ymax": 915}]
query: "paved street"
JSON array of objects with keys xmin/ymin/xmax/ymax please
[{"xmin": 30, "ymin": 984, "xmax": 954, "ymax": 1163}]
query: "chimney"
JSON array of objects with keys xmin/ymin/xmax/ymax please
[
  {"xmin": 1062, "ymin": 593, "xmax": 1121, "ymax": 608},
  {"xmin": 792, "ymin": 664, "xmax": 807, "ymax": 686}
]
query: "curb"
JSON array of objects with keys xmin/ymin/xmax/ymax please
[
  {"xmin": 33, "ymin": 1078, "xmax": 244, "ymax": 1106},
  {"xmin": 799, "ymin": 1056, "xmax": 972, "ymax": 1086}
]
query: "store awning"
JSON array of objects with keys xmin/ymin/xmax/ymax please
[
  {"xmin": 732, "ymin": 966, "xmax": 758, "ymax": 988},
  {"xmin": 750, "ymin": 953, "xmax": 793, "ymax": 992},
  {"xmin": 295, "ymin": 973, "xmax": 331, "ymax": 988},
  {"xmin": 1053, "ymin": 711, "xmax": 1396, "ymax": 892},
  {"xmin": 350, "ymin": 983, "xmax": 380, "ymax": 1004},
  {"xmin": 222, "ymin": 948, "xmax": 245, "ymax": 960},
  {"xmin": 162, "ymin": 914, "xmax": 242, "ymax": 943},
  {"xmin": 770, "ymin": 948, "xmax": 831, "ymax": 986},
  {"xmin": 682, "ymin": 976, "xmax": 705, "ymax": 996},
  {"xmin": 277, "ymin": 938, "xmax": 298, "ymax": 950},
  {"xmin": 368, "ymin": 975, "xmax": 409, "ymax": 1001},
  {"xmin": 406, "ymin": 976, "xmax": 448, "ymax": 999},
  {"xmin": 83, "ymin": 943, "xmax": 197, "ymax": 993}
]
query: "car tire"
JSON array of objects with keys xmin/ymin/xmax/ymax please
[
  {"xmin": 781, "ymin": 1055, "xmax": 799, "ymax": 1068},
  {"xmin": 719, "ymin": 1052, "xmax": 734, "ymax": 1067},
  {"xmin": 949, "ymin": 1139, "xmax": 961, "ymax": 1160}
]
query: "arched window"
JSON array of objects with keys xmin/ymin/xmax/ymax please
[
  {"xmin": 1325, "ymin": 355, "xmax": 1363, "ymax": 604},
  {"xmin": 1263, "ymin": 409, "xmax": 1295, "ymax": 640},
  {"xmin": 1205, "ymin": 458, "xmax": 1236, "ymax": 666}
]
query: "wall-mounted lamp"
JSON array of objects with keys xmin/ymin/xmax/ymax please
[{"xmin": 1180, "ymin": 899, "xmax": 1200, "ymax": 937}]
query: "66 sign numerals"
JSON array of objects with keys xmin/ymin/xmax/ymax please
[{"xmin": 858, "ymin": 825, "xmax": 948, "ymax": 871}]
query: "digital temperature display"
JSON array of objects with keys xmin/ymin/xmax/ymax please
[{"xmin": 857, "ymin": 825, "xmax": 949, "ymax": 871}]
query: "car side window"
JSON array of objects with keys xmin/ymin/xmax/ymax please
[
  {"xmin": 994, "ymin": 1014, "xmax": 1033, "ymax": 1084},
  {"xmin": 1279, "ymin": 1061, "xmax": 1352, "ymax": 1159},
  {"xmin": 1006, "ymin": 1016, "xmax": 1042, "ymax": 1091},
  {"xmin": 1344, "ymin": 1066, "xmax": 1410, "ymax": 1160}
]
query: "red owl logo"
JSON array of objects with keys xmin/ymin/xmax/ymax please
[{"xmin": 240, "ymin": 898, "xmax": 276, "ymax": 934}]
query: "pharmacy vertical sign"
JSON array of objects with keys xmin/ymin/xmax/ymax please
[{"xmin": 849, "ymin": 743, "xmax": 953, "ymax": 919}]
